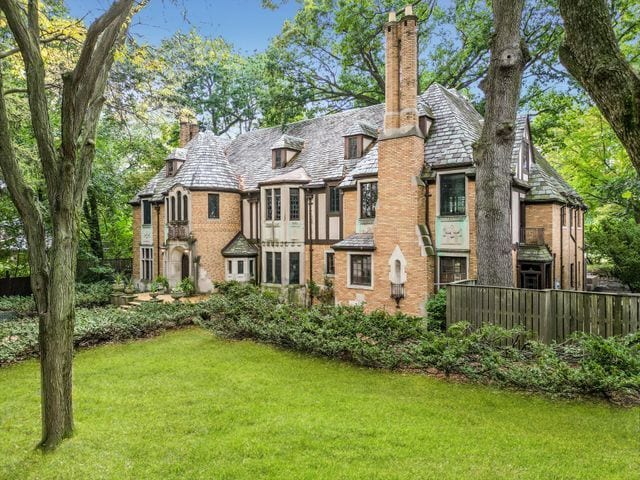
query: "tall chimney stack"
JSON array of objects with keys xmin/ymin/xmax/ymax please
[
  {"xmin": 384, "ymin": 11, "xmax": 400, "ymax": 130},
  {"xmin": 399, "ymin": 5, "xmax": 419, "ymax": 128}
]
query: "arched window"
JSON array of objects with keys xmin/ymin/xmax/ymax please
[
  {"xmin": 165, "ymin": 198, "xmax": 169, "ymax": 222},
  {"xmin": 170, "ymin": 197, "xmax": 176, "ymax": 222},
  {"xmin": 177, "ymin": 192, "xmax": 182, "ymax": 221},
  {"xmin": 183, "ymin": 196, "xmax": 188, "ymax": 221}
]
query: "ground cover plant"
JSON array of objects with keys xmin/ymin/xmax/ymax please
[
  {"xmin": 0, "ymin": 301, "xmax": 199, "ymax": 365},
  {"xmin": 0, "ymin": 281, "xmax": 113, "ymax": 315},
  {"xmin": 198, "ymin": 282, "xmax": 640, "ymax": 404},
  {"xmin": 1, "ymin": 329, "xmax": 638, "ymax": 479}
]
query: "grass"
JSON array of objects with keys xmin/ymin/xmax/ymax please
[{"xmin": 1, "ymin": 328, "xmax": 638, "ymax": 480}]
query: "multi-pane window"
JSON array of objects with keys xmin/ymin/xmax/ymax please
[
  {"xmin": 266, "ymin": 188, "xmax": 273, "ymax": 220},
  {"xmin": 141, "ymin": 247, "xmax": 153, "ymax": 281},
  {"xmin": 142, "ymin": 200, "xmax": 151, "ymax": 225},
  {"xmin": 440, "ymin": 174, "xmax": 466, "ymax": 216},
  {"xmin": 561, "ymin": 207, "xmax": 567, "ymax": 226},
  {"xmin": 237, "ymin": 260, "xmax": 244, "ymax": 275},
  {"xmin": 439, "ymin": 257, "xmax": 467, "ymax": 284},
  {"xmin": 208, "ymin": 193, "xmax": 219, "ymax": 219},
  {"xmin": 325, "ymin": 252, "xmax": 335, "ymax": 275},
  {"xmin": 329, "ymin": 186, "xmax": 340, "ymax": 213},
  {"xmin": 228, "ymin": 260, "xmax": 233, "ymax": 275},
  {"xmin": 166, "ymin": 160, "xmax": 174, "ymax": 177},
  {"xmin": 265, "ymin": 252, "xmax": 282, "ymax": 284},
  {"xmin": 170, "ymin": 197, "xmax": 176, "ymax": 221},
  {"xmin": 274, "ymin": 149, "xmax": 284, "ymax": 168},
  {"xmin": 289, "ymin": 252, "xmax": 300, "ymax": 284},
  {"xmin": 177, "ymin": 192, "xmax": 182, "ymax": 221},
  {"xmin": 274, "ymin": 188, "xmax": 281, "ymax": 220},
  {"xmin": 249, "ymin": 259, "xmax": 254, "ymax": 277},
  {"xmin": 350, "ymin": 254, "xmax": 372, "ymax": 286},
  {"xmin": 347, "ymin": 136, "xmax": 359, "ymax": 159},
  {"xmin": 290, "ymin": 188, "xmax": 300, "ymax": 220},
  {"xmin": 360, "ymin": 181, "xmax": 378, "ymax": 219}
]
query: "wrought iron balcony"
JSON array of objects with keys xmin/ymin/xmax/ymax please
[
  {"xmin": 168, "ymin": 221, "xmax": 190, "ymax": 241},
  {"xmin": 390, "ymin": 282, "xmax": 405, "ymax": 307},
  {"xmin": 520, "ymin": 228, "xmax": 545, "ymax": 246}
]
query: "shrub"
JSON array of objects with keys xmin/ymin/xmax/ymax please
[
  {"xmin": 196, "ymin": 282, "xmax": 640, "ymax": 404},
  {"xmin": 0, "ymin": 281, "xmax": 112, "ymax": 314},
  {"xmin": 179, "ymin": 277, "xmax": 196, "ymax": 296},
  {"xmin": 425, "ymin": 288, "xmax": 447, "ymax": 330},
  {"xmin": 0, "ymin": 301, "xmax": 203, "ymax": 365}
]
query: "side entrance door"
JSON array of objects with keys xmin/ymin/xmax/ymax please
[{"xmin": 181, "ymin": 254, "xmax": 189, "ymax": 280}]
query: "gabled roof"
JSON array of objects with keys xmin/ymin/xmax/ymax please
[
  {"xmin": 132, "ymin": 82, "xmax": 582, "ymax": 210},
  {"xmin": 221, "ymin": 233, "xmax": 258, "ymax": 257}
]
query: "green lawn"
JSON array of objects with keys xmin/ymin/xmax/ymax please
[{"xmin": 1, "ymin": 329, "xmax": 638, "ymax": 480}]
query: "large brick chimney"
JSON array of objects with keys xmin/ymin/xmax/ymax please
[
  {"xmin": 371, "ymin": 5, "xmax": 432, "ymax": 315},
  {"xmin": 179, "ymin": 114, "xmax": 199, "ymax": 148}
]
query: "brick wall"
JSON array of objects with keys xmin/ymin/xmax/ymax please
[
  {"xmin": 341, "ymin": 189, "xmax": 357, "ymax": 238},
  {"xmin": 190, "ymin": 191, "xmax": 241, "ymax": 289}
]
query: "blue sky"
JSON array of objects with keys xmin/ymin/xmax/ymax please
[{"xmin": 65, "ymin": 0, "xmax": 300, "ymax": 53}]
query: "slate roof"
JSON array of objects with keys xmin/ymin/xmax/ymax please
[
  {"xmin": 261, "ymin": 167, "xmax": 311, "ymax": 185},
  {"xmin": 526, "ymin": 150, "xmax": 585, "ymax": 207},
  {"xmin": 332, "ymin": 233, "xmax": 375, "ymax": 251},
  {"xmin": 518, "ymin": 245, "xmax": 553, "ymax": 263},
  {"xmin": 133, "ymin": 82, "xmax": 583, "ymax": 209},
  {"xmin": 271, "ymin": 134, "xmax": 305, "ymax": 151},
  {"xmin": 344, "ymin": 121, "xmax": 378, "ymax": 138},
  {"xmin": 221, "ymin": 233, "xmax": 258, "ymax": 257}
]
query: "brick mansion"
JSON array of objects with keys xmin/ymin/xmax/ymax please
[{"xmin": 130, "ymin": 6, "xmax": 585, "ymax": 315}]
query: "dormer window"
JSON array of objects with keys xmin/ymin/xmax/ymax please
[
  {"xmin": 165, "ymin": 148, "xmax": 187, "ymax": 177},
  {"xmin": 271, "ymin": 134, "xmax": 304, "ymax": 169},
  {"xmin": 343, "ymin": 122, "xmax": 377, "ymax": 159},
  {"xmin": 346, "ymin": 136, "xmax": 360, "ymax": 159},
  {"xmin": 273, "ymin": 149, "xmax": 284, "ymax": 169},
  {"xmin": 166, "ymin": 160, "xmax": 175, "ymax": 177}
]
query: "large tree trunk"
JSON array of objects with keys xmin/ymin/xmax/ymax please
[
  {"xmin": 474, "ymin": 0, "xmax": 529, "ymax": 287},
  {"xmin": 0, "ymin": 0, "xmax": 136, "ymax": 450},
  {"xmin": 38, "ymin": 213, "xmax": 78, "ymax": 448},
  {"xmin": 558, "ymin": 0, "xmax": 640, "ymax": 177}
]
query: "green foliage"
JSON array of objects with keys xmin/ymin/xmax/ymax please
[
  {"xmin": 0, "ymin": 282, "xmax": 112, "ymax": 314},
  {"xmin": 197, "ymin": 283, "xmax": 640, "ymax": 403},
  {"xmin": 0, "ymin": 301, "xmax": 200, "ymax": 365},
  {"xmin": 425, "ymin": 288, "xmax": 447, "ymax": 330},
  {"xmin": 587, "ymin": 219, "xmax": 640, "ymax": 292},
  {"xmin": 178, "ymin": 277, "xmax": 196, "ymax": 296},
  {"xmin": 2, "ymin": 329, "xmax": 637, "ymax": 479},
  {"xmin": 155, "ymin": 276, "xmax": 170, "ymax": 290}
]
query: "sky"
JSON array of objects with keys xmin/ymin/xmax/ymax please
[{"xmin": 64, "ymin": 0, "xmax": 300, "ymax": 53}]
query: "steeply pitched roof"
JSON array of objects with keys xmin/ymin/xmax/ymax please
[
  {"xmin": 133, "ymin": 82, "xmax": 582, "ymax": 210},
  {"xmin": 526, "ymin": 150, "xmax": 585, "ymax": 207},
  {"xmin": 221, "ymin": 233, "xmax": 258, "ymax": 257}
]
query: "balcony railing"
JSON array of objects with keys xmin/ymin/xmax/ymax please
[
  {"xmin": 390, "ymin": 282, "xmax": 405, "ymax": 307},
  {"xmin": 520, "ymin": 228, "xmax": 545, "ymax": 246},
  {"xmin": 168, "ymin": 221, "xmax": 190, "ymax": 241}
]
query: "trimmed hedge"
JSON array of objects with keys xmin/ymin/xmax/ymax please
[
  {"xmin": 0, "ymin": 302, "xmax": 201, "ymax": 365},
  {"xmin": 199, "ymin": 283, "xmax": 640, "ymax": 404},
  {"xmin": 0, "ymin": 281, "xmax": 112, "ymax": 314}
]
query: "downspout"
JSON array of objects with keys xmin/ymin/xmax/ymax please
[
  {"xmin": 155, "ymin": 204, "xmax": 161, "ymax": 280},
  {"xmin": 560, "ymin": 204, "xmax": 564, "ymax": 289},
  {"xmin": 425, "ymin": 179, "xmax": 437, "ymax": 294},
  {"xmin": 306, "ymin": 189, "xmax": 314, "ymax": 305}
]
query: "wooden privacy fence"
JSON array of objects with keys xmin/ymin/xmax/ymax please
[{"xmin": 446, "ymin": 284, "xmax": 640, "ymax": 343}]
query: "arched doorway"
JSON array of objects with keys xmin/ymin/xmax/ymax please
[{"xmin": 181, "ymin": 253, "xmax": 189, "ymax": 280}]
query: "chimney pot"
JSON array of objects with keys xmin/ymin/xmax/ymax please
[
  {"xmin": 405, "ymin": 5, "xmax": 413, "ymax": 16},
  {"xmin": 388, "ymin": 11, "xmax": 396, "ymax": 22}
]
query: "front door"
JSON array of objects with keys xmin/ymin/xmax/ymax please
[
  {"xmin": 521, "ymin": 270, "xmax": 541, "ymax": 289},
  {"xmin": 181, "ymin": 253, "xmax": 189, "ymax": 280}
]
